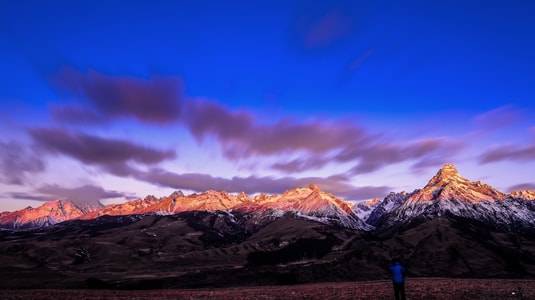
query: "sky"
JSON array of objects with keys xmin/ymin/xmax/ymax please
[{"xmin": 1, "ymin": 0, "xmax": 534, "ymax": 212}]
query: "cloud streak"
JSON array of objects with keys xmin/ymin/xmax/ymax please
[
  {"xmin": 132, "ymin": 167, "xmax": 388, "ymax": 201},
  {"xmin": 473, "ymin": 105, "xmax": 523, "ymax": 134},
  {"xmin": 42, "ymin": 70, "xmax": 473, "ymax": 201},
  {"xmin": 53, "ymin": 68, "xmax": 183, "ymax": 124},
  {"xmin": 294, "ymin": 2, "xmax": 361, "ymax": 50},
  {"xmin": 49, "ymin": 70, "xmax": 466, "ymax": 177},
  {"xmin": 345, "ymin": 138, "xmax": 464, "ymax": 175},
  {"xmin": 508, "ymin": 183, "xmax": 535, "ymax": 192},
  {"xmin": 183, "ymin": 98, "xmax": 464, "ymax": 175},
  {"xmin": 0, "ymin": 141, "xmax": 45, "ymax": 185},
  {"xmin": 28, "ymin": 127, "xmax": 176, "ymax": 167},
  {"xmin": 6, "ymin": 184, "xmax": 127, "ymax": 207},
  {"xmin": 479, "ymin": 143, "xmax": 535, "ymax": 164},
  {"xmin": 50, "ymin": 105, "xmax": 105, "ymax": 125},
  {"xmin": 36, "ymin": 184, "xmax": 125, "ymax": 207},
  {"xmin": 183, "ymin": 99, "xmax": 368, "ymax": 158}
]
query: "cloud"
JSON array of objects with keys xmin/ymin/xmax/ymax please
[
  {"xmin": 183, "ymin": 99, "xmax": 368, "ymax": 158},
  {"xmin": 5, "ymin": 184, "xmax": 126, "ymax": 207},
  {"xmin": 184, "ymin": 99, "xmax": 254, "ymax": 145},
  {"xmin": 294, "ymin": 2, "xmax": 360, "ymax": 50},
  {"xmin": 50, "ymin": 105, "xmax": 105, "ymax": 125},
  {"xmin": 479, "ymin": 143, "xmax": 535, "ymax": 164},
  {"xmin": 508, "ymin": 183, "xmax": 535, "ymax": 192},
  {"xmin": 0, "ymin": 141, "xmax": 46, "ymax": 185},
  {"xmin": 5, "ymin": 192, "xmax": 51, "ymax": 202},
  {"xmin": 36, "ymin": 184, "xmax": 125, "ymax": 207},
  {"xmin": 303, "ymin": 8, "xmax": 354, "ymax": 48},
  {"xmin": 52, "ymin": 68, "xmax": 183, "ymax": 124},
  {"xmin": 121, "ymin": 166, "xmax": 384, "ymax": 201},
  {"xmin": 344, "ymin": 138, "xmax": 463, "ymax": 175},
  {"xmin": 336, "ymin": 185, "xmax": 391, "ymax": 200},
  {"xmin": 28, "ymin": 127, "xmax": 176, "ymax": 167},
  {"xmin": 271, "ymin": 157, "xmax": 330, "ymax": 173},
  {"xmin": 473, "ymin": 105, "xmax": 522, "ymax": 134},
  {"xmin": 184, "ymin": 99, "xmax": 464, "ymax": 175},
  {"xmin": 338, "ymin": 48, "xmax": 375, "ymax": 82}
]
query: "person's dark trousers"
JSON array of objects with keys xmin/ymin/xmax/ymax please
[{"xmin": 393, "ymin": 282, "xmax": 406, "ymax": 300}]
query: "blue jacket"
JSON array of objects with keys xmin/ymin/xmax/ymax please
[{"xmin": 390, "ymin": 263, "xmax": 406, "ymax": 283}]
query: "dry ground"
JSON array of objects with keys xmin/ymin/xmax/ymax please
[{"xmin": 0, "ymin": 278, "xmax": 533, "ymax": 299}]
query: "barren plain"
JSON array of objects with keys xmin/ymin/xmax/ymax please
[{"xmin": 0, "ymin": 278, "xmax": 533, "ymax": 300}]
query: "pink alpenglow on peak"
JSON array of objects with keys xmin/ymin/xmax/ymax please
[
  {"xmin": 0, "ymin": 200, "xmax": 98, "ymax": 229},
  {"xmin": 406, "ymin": 163, "xmax": 506, "ymax": 205},
  {"xmin": 377, "ymin": 163, "xmax": 535, "ymax": 231},
  {"xmin": 0, "ymin": 186, "xmax": 368, "ymax": 230},
  {"xmin": 509, "ymin": 190, "xmax": 535, "ymax": 200}
]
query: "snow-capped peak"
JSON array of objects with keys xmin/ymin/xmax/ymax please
[
  {"xmin": 406, "ymin": 163, "xmax": 505, "ymax": 205},
  {"xmin": 373, "ymin": 164, "xmax": 534, "ymax": 231},
  {"xmin": 426, "ymin": 163, "xmax": 463, "ymax": 186}
]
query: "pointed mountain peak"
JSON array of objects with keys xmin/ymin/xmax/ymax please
[
  {"xmin": 169, "ymin": 190, "xmax": 185, "ymax": 198},
  {"xmin": 406, "ymin": 163, "xmax": 506, "ymax": 206},
  {"xmin": 441, "ymin": 162, "xmax": 458, "ymax": 173},
  {"xmin": 307, "ymin": 183, "xmax": 321, "ymax": 191},
  {"xmin": 427, "ymin": 163, "xmax": 463, "ymax": 186}
]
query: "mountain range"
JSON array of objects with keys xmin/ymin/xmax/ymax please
[
  {"xmin": 0, "ymin": 163, "xmax": 534, "ymax": 288},
  {"xmin": 1, "ymin": 183, "xmax": 368, "ymax": 230}
]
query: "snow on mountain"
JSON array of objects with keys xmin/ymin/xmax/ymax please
[
  {"xmin": 353, "ymin": 198, "xmax": 381, "ymax": 221},
  {"xmin": 255, "ymin": 184, "xmax": 370, "ymax": 229},
  {"xmin": 141, "ymin": 184, "xmax": 370, "ymax": 229},
  {"xmin": 0, "ymin": 200, "xmax": 97, "ymax": 229},
  {"xmin": 406, "ymin": 163, "xmax": 506, "ymax": 204},
  {"xmin": 2, "ymin": 164, "xmax": 533, "ymax": 232},
  {"xmin": 366, "ymin": 191, "xmax": 411, "ymax": 226},
  {"xmin": 0, "ymin": 185, "xmax": 369, "ymax": 230},
  {"xmin": 79, "ymin": 195, "xmax": 161, "ymax": 220},
  {"xmin": 143, "ymin": 190, "xmax": 252, "ymax": 215},
  {"xmin": 510, "ymin": 190, "xmax": 535, "ymax": 201},
  {"xmin": 376, "ymin": 163, "xmax": 535, "ymax": 231}
]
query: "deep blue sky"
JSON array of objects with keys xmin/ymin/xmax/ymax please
[{"xmin": 1, "ymin": 1, "xmax": 534, "ymax": 211}]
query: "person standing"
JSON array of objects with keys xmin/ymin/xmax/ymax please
[{"xmin": 389, "ymin": 259, "xmax": 407, "ymax": 300}]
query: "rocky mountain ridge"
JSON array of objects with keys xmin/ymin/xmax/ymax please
[
  {"xmin": 0, "ymin": 184, "xmax": 367, "ymax": 230},
  {"xmin": 372, "ymin": 163, "xmax": 535, "ymax": 232},
  {"xmin": 1, "ymin": 164, "xmax": 534, "ymax": 232}
]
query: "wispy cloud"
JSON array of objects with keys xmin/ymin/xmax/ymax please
[
  {"xmin": 508, "ymin": 183, "xmax": 535, "ymax": 192},
  {"xmin": 473, "ymin": 105, "xmax": 523, "ymax": 134},
  {"xmin": 52, "ymin": 68, "xmax": 183, "ymax": 124},
  {"xmin": 36, "ymin": 184, "xmax": 125, "ymax": 207},
  {"xmin": 302, "ymin": 7, "xmax": 354, "ymax": 49},
  {"xmin": 343, "ymin": 138, "xmax": 463, "ymax": 175},
  {"xmin": 50, "ymin": 105, "xmax": 105, "ymax": 125},
  {"xmin": 294, "ymin": 1, "xmax": 361, "ymax": 50},
  {"xmin": 183, "ymin": 99, "xmax": 368, "ymax": 158},
  {"xmin": 336, "ymin": 185, "xmax": 391, "ymax": 200},
  {"xmin": 5, "ymin": 192, "xmax": 51, "ymax": 202},
  {"xmin": 132, "ymin": 167, "xmax": 389, "ymax": 200},
  {"xmin": 271, "ymin": 157, "xmax": 330, "ymax": 173},
  {"xmin": 479, "ymin": 143, "xmax": 535, "ymax": 164},
  {"xmin": 49, "ymin": 70, "xmax": 466, "ymax": 177},
  {"xmin": 6, "ymin": 184, "xmax": 126, "ymax": 207},
  {"xmin": 338, "ymin": 48, "xmax": 375, "ymax": 82},
  {"xmin": 0, "ymin": 141, "xmax": 45, "ymax": 185},
  {"xmin": 42, "ymin": 70, "xmax": 472, "ymax": 200},
  {"xmin": 28, "ymin": 127, "xmax": 176, "ymax": 168},
  {"xmin": 183, "ymin": 98, "xmax": 463, "ymax": 175}
]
